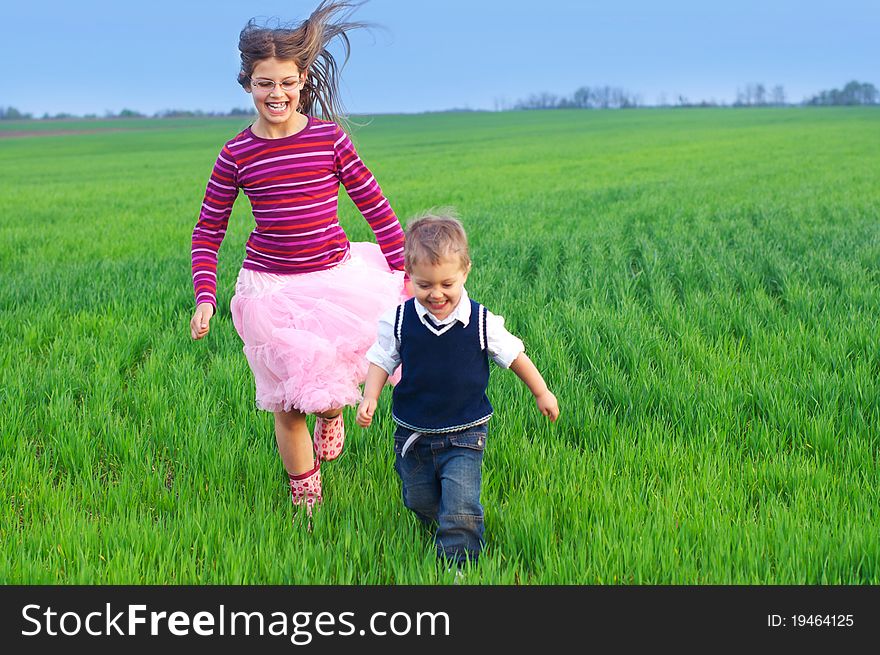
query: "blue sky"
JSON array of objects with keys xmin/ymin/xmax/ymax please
[{"xmin": 2, "ymin": 0, "xmax": 877, "ymax": 116}]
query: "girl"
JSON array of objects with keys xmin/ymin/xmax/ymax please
[{"xmin": 189, "ymin": 0, "xmax": 406, "ymax": 521}]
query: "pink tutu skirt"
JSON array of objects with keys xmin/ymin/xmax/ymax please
[{"xmin": 230, "ymin": 242, "xmax": 407, "ymax": 414}]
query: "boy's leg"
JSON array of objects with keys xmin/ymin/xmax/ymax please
[
  {"xmin": 394, "ymin": 435, "xmax": 440, "ymax": 526},
  {"xmin": 435, "ymin": 429, "xmax": 486, "ymax": 566}
]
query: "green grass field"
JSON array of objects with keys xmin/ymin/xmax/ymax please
[{"xmin": 1, "ymin": 107, "xmax": 878, "ymax": 584}]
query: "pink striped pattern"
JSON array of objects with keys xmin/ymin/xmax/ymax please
[{"xmin": 191, "ymin": 117, "xmax": 405, "ymax": 307}]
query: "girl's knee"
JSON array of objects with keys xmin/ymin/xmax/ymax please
[
  {"xmin": 315, "ymin": 408, "xmax": 342, "ymax": 420},
  {"xmin": 274, "ymin": 409, "xmax": 307, "ymax": 428}
]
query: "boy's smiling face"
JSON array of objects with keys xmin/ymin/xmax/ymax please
[{"xmin": 408, "ymin": 255, "xmax": 470, "ymax": 322}]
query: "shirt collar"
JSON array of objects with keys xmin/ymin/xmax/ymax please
[{"xmin": 413, "ymin": 287, "xmax": 471, "ymax": 327}]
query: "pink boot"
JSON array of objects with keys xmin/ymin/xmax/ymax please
[
  {"xmin": 313, "ymin": 414, "xmax": 345, "ymax": 461},
  {"xmin": 288, "ymin": 461, "xmax": 322, "ymax": 521}
]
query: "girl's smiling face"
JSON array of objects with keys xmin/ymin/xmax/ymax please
[
  {"xmin": 408, "ymin": 255, "xmax": 470, "ymax": 321},
  {"xmin": 248, "ymin": 58, "xmax": 305, "ymax": 136}
]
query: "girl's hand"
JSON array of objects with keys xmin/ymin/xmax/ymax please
[
  {"xmin": 357, "ymin": 398, "xmax": 377, "ymax": 428},
  {"xmin": 536, "ymin": 390, "xmax": 559, "ymax": 422},
  {"xmin": 190, "ymin": 302, "xmax": 215, "ymax": 340}
]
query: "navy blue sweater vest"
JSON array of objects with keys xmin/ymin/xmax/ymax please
[{"xmin": 391, "ymin": 298, "xmax": 493, "ymax": 433}]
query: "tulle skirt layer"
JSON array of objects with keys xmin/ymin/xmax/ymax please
[{"xmin": 230, "ymin": 242, "xmax": 406, "ymax": 414}]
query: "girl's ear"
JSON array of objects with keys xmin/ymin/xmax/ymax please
[
  {"xmin": 298, "ymin": 70, "xmax": 309, "ymax": 109},
  {"xmin": 242, "ymin": 75, "xmax": 253, "ymax": 94}
]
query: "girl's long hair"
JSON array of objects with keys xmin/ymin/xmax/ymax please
[{"xmin": 237, "ymin": 1, "xmax": 369, "ymax": 126}]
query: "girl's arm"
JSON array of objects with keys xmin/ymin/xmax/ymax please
[
  {"xmin": 190, "ymin": 145, "xmax": 239, "ymax": 336},
  {"xmin": 333, "ymin": 127, "xmax": 405, "ymax": 271},
  {"xmin": 509, "ymin": 353, "xmax": 560, "ymax": 421},
  {"xmin": 357, "ymin": 364, "xmax": 390, "ymax": 428},
  {"xmin": 190, "ymin": 302, "xmax": 215, "ymax": 340}
]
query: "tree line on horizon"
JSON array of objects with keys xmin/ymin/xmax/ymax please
[
  {"xmin": 510, "ymin": 79, "xmax": 878, "ymax": 110},
  {"xmin": 1, "ymin": 80, "xmax": 877, "ymax": 120},
  {"xmin": 0, "ymin": 107, "xmax": 257, "ymax": 121}
]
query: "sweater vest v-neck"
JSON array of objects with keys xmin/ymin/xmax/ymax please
[{"xmin": 391, "ymin": 298, "xmax": 493, "ymax": 433}]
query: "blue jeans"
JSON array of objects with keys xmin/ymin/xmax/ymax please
[{"xmin": 393, "ymin": 424, "xmax": 487, "ymax": 565}]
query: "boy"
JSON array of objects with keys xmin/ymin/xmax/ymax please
[{"xmin": 357, "ymin": 210, "xmax": 559, "ymax": 566}]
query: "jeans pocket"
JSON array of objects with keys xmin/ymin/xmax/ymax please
[
  {"xmin": 448, "ymin": 428, "xmax": 487, "ymax": 452},
  {"xmin": 394, "ymin": 429, "xmax": 427, "ymax": 478}
]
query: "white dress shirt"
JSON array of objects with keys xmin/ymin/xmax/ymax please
[{"xmin": 366, "ymin": 287, "xmax": 525, "ymax": 376}]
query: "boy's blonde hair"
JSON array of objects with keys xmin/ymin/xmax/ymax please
[{"xmin": 404, "ymin": 208, "xmax": 471, "ymax": 272}]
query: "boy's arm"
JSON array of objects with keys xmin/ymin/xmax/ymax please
[
  {"xmin": 509, "ymin": 353, "xmax": 560, "ymax": 421},
  {"xmin": 357, "ymin": 364, "xmax": 390, "ymax": 428},
  {"xmin": 358, "ymin": 306, "xmax": 401, "ymax": 428},
  {"xmin": 483, "ymin": 308, "xmax": 559, "ymax": 422}
]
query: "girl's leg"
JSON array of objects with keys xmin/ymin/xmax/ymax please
[
  {"xmin": 313, "ymin": 407, "xmax": 346, "ymax": 461},
  {"xmin": 274, "ymin": 409, "xmax": 314, "ymax": 475},
  {"xmin": 276, "ymin": 409, "xmax": 322, "ymax": 519}
]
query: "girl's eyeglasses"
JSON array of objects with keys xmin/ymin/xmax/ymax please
[{"xmin": 250, "ymin": 77, "xmax": 302, "ymax": 93}]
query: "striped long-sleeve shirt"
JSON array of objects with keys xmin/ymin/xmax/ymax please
[{"xmin": 191, "ymin": 117, "xmax": 405, "ymax": 308}]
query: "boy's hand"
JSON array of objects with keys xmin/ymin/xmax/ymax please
[
  {"xmin": 190, "ymin": 302, "xmax": 214, "ymax": 340},
  {"xmin": 357, "ymin": 398, "xmax": 377, "ymax": 427},
  {"xmin": 536, "ymin": 391, "xmax": 559, "ymax": 422}
]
